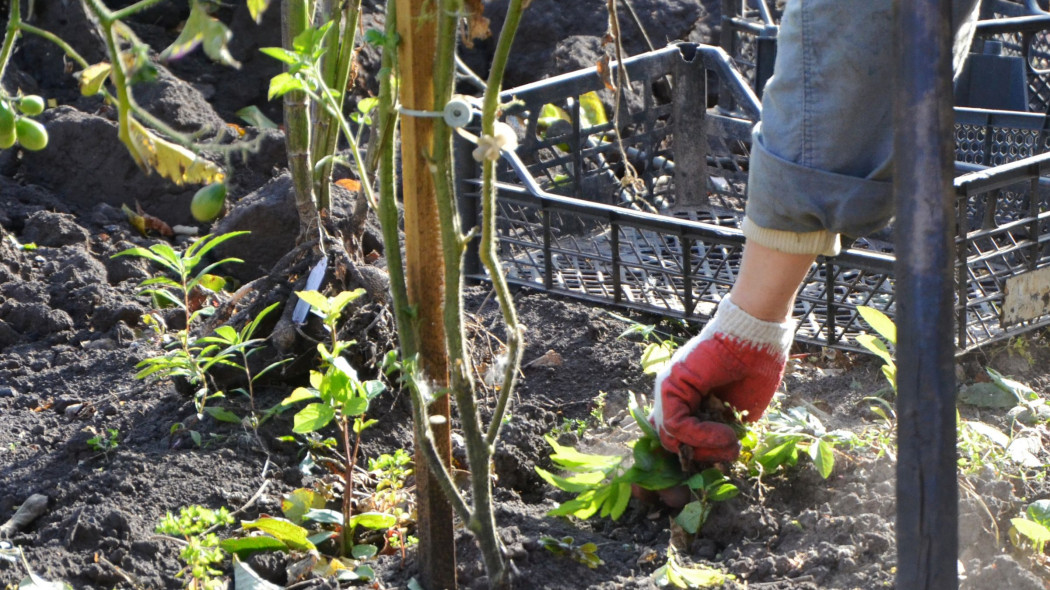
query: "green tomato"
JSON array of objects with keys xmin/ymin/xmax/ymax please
[
  {"xmin": 0, "ymin": 101, "xmax": 14, "ymax": 135},
  {"xmin": 190, "ymin": 182, "xmax": 227, "ymax": 222},
  {"xmin": 0, "ymin": 127, "xmax": 15, "ymax": 149},
  {"xmin": 17, "ymin": 95, "xmax": 45, "ymax": 116},
  {"xmin": 15, "ymin": 118, "xmax": 47, "ymax": 151},
  {"xmin": 0, "ymin": 102, "xmax": 15, "ymax": 148}
]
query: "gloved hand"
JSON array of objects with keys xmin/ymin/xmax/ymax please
[{"xmin": 651, "ymin": 296, "xmax": 794, "ymax": 463}]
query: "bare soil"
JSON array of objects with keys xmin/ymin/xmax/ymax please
[{"xmin": 2, "ymin": 2, "xmax": 1050, "ymax": 589}]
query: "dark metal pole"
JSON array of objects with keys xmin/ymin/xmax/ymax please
[{"xmin": 894, "ymin": 0, "xmax": 959, "ymax": 588}]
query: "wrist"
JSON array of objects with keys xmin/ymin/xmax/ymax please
[{"xmin": 702, "ymin": 296, "xmax": 795, "ymax": 357}]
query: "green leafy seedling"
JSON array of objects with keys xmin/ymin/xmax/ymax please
[
  {"xmin": 854, "ymin": 305, "xmax": 897, "ymax": 392},
  {"xmin": 540, "ymin": 536, "xmax": 603, "ymax": 569},
  {"xmin": 1010, "ymin": 499, "xmax": 1050, "ymax": 555},
  {"xmin": 86, "ymin": 428, "xmax": 119, "ymax": 455},
  {"xmin": 196, "ymin": 301, "xmax": 289, "ymax": 425},
  {"xmin": 742, "ymin": 405, "xmax": 855, "ymax": 479},
  {"xmin": 675, "ymin": 468, "xmax": 739, "ymax": 534},
  {"xmin": 652, "ymin": 548, "xmax": 733, "ymax": 589},
  {"xmin": 113, "ymin": 232, "xmax": 248, "ymax": 417},
  {"xmin": 280, "ymin": 289, "xmax": 392, "ymax": 557},
  {"xmin": 156, "ymin": 505, "xmax": 235, "ymax": 590}
]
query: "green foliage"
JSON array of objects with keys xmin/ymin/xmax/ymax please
[
  {"xmin": 113, "ymin": 232, "xmax": 249, "ymax": 417},
  {"xmin": 674, "ymin": 469, "xmax": 739, "ymax": 534},
  {"xmin": 278, "ymin": 290, "xmax": 396, "ymax": 559},
  {"xmin": 160, "ymin": 0, "xmax": 239, "ymax": 68},
  {"xmin": 157, "ymin": 506, "xmax": 235, "ymax": 537},
  {"xmin": 742, "ymin": 405, "xmax": 855, "ymax": 479},
  {"xmin": 854, "ymin": 305, "xmax": 897, "ymax": 392},
  {"xmin": 219, "ymin": 487, "xmax": 394, "ymax": 584},
  {"xmin": 540, "ymin": 536, "xmax": 603, "ymax": 569},
  {"xmin": 156, "ymin": 505, "xmax": 235, "ymax": 590},
  {"xmin": 86, "ymin": 427, "xmax": 119, "ymax": 454},
  {"xmin": 609, "ymin": 312, "xmax": 688, "ymax": 376},
  {"xmin": 537, "ymin": 406, "xmax": 739, "ymax": 533},
  {"xmin": 1010, "ymin": 499, "xmax": 1050, "ymax": 555},
  {"xmin": 369, "ymin": 449, "xmax": 413, "ymax": 496},
  {"xmin": 196, "ymin": 301, "xmax": 287, "ymax": 425},
  {"xmin": 652, "ymin": 548, "xmax": 733, "ymax": 588}
]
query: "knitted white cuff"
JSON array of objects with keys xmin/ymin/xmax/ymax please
[
  {"xmin": 742, "ymin": 217, "xmax": 841, "ymax": 257},
  {"xmin": 694, "ymin": 296, "xmax": 795, "ymax": 356}
]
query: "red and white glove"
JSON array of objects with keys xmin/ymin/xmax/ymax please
[{"xmin": 651, "ymin": 296, "xmax": 794, "ymax": 463}]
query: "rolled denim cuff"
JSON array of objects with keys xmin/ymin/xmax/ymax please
[
  {"xmin": 742, "ymin": 216, "xmax": 841, "ymax": 257},
  {"xmin": 745, "ymin": 126, "xmax": 895, "ymax": 240}
]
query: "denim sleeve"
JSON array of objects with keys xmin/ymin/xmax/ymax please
[{"xmin": 743, "ymin": 0, "xmax": 982, "ymax": 254}]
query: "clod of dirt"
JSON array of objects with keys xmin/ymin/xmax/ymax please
[
  {"xmin": 134, "ymin": 66, "xmax": 229, "ymax": 135},
  {"xmin": 21, "ymin": 211, "xmax": 89, "ymax": 247},
  {"xmin": 18, "ymin": 107, "xmax": 200, "ymax": 226}
]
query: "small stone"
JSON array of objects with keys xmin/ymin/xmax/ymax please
[
  {"xmin": 0, "ymin": 386, "xmax": 17, "ymax": 397},
  {"xmin": 64, "ymin": 403, "xmax": 84, "ymax": 417}
]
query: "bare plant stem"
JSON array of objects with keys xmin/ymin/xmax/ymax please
[
  {"xmin": 110, "ymin": 0, "xmax": 167, "ymax": 21},
  {"xmin": 374, "ymin": 1, "xmax": 417, "ymax": 357},
  {"xmin": 282, "ymin": 0, "xmax": 320, "ymax": 240},
  {"xmin": 426, "ymin": 0, "xmax": 512, "ymax": 586},
  {"xmin": 314, "ymin": 0, "xmax": 363, "ymax": 210},
  {"xmin": 340, "ymin": 418, "xmax": 354, "ymax": 554},
  {"xmin": 0, "ymin": 1, "xmax": 21, "ymax": 86},
  {"xmin": 481, "ymin": 0, "xmax": 527, "ymax": 447}
]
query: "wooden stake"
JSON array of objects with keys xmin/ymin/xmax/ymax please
[{"xmin": 395, "ymin": 0, "xmax": 457, "ymax": 588}]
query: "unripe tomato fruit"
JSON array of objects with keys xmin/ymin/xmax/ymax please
[
  {"xmin": 190, "ymin": 182, "xmax": 227, "ymax": 222},
  {"xmin": 17, "ymin": 95, "xmax": 44, "ymax": 116},
  {"xmin": 0, "ymin": 127, "xmax": 15, "ymax": 149},
  {"xmin": 15, "ymin": 118, "xmax": 47, "ymax": 151},
  {"xmin": 0, "ymin": 103, "xmax": 15, "ymax": 149},
  {"xmin": 0, "ymin": 101, "xmax": 15, "ymax": 129}
]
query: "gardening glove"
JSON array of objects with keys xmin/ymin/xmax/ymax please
[{"xmin": 651, "ymin": 296, "xmax": 794, "ymax": 463}]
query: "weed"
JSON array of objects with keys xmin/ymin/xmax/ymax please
[
  {"xmin": 549, "ymin": 391, "xmax": 611, "ymax": 439},
  {"xmin": 155, "ymin": 505, "xmax": 235, "ymax": 590},
  {"xmin": 86, "ymin": 427, "xmax": 119, "ymax": 455},
  {"xmin": 537, "ymin": 397, "xmax": 738, "ymax": 529},
  {"xmin": 114, "ymin": 232, "xmax": 249, "ymax": 417},
  {"xmin": 1011, "ymin": 499, "xmax": 1050, "ymax": 555},
  {"xmin": 221, "ymin": 486, "xmax": 393, "ymax": 583},
  {"xmin": 540, "ymin": 535, "xmax": 603, "ymax": 569},
  {"xmin": 609, "ymin": 312, "xmax": 685, "ymax": 377},
  {"xmin": 741, "ymin": 404, "xmax": 857, "ymax": 480},
  {"xmin": 1008, "ymin": 334, "xmax": 1035, "ymax": 366},
  {"xmin": 590, "ymin": 390, "xmax": 608, "ymax": 426},
  {"xmin": 196, "ymin": 301, "xmax": 288, "ymax": 426},
  {"xmin": 854, "ymin": 306, "xmax": 897, "ymax": 393},
  {"xmin": 550, "ymin": 417, "xmax": 589, "ymax": 439},
  {"xmin": 651, "ymin": 547, "xmax": 733, "ymax": 588}
]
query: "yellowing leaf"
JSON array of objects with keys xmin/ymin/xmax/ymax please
[
  {"xmin": 641, "ymin": 341, "xmax": 674, "ymax": 375},
  {"xmin": 126, "ymin": 117, "xmax": 225, "ymax": 186},
  {"xmin": 161, "ymin": 0, "xmax": 241, "ymax": 68},
  {"xmin": 78, "ymin": 62, "xmax": 112, "ymax": 97},
  {"xmin": 121, "ymin": 203, "xmax": 147, "ymax": 235},
  {"xmin": 247, "ymin": 0, "xmax": 273, "ymax": 23},
  {"xmin": 579, "ymin": 91, "xmax": 608, "ymax": 128},
  {"xmin": 281, "ymin": 488, "xmax": 325, "ymax": 524}
]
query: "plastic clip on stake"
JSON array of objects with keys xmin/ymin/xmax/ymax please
[{"xmin": 399, "ymin": 97, "xmax": 475, "ymax": 128}]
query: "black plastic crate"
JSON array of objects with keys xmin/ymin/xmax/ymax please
[{"xmin": 456, "ymin": 43, "xmax": 1050, "ymax": 353}]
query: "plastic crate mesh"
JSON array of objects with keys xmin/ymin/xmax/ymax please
[{"xmin": 457, "ymin": 43, "xmax": 1050, "ymax": 353}]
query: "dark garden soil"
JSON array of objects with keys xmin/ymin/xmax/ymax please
[{"xmin": 1, "ymin": 1, "xmax": 1050, "ymax": 589}]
